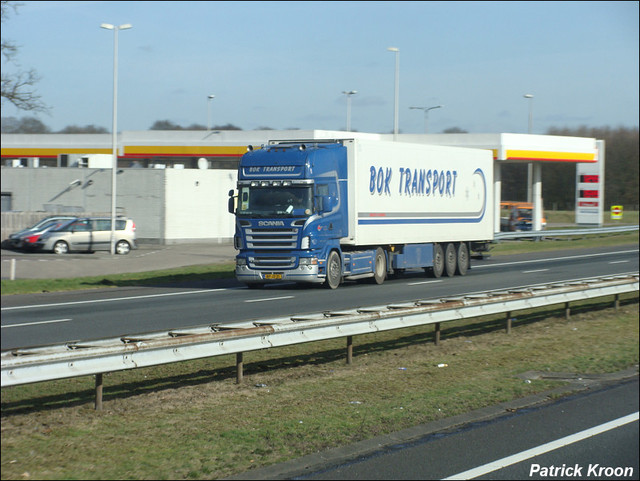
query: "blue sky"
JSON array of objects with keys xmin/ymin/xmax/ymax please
[{"xmin": 2, "ymin": 1, "xmax": 638, "ymax": 134}]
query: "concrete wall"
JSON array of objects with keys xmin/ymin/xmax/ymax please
[
  {"xmin": 1, "ymin": 167, "xmax": 237, "ymax": 244},
  {"xmin": 164, "ymin": 169, "xmax": 236, "ymax": 243}
]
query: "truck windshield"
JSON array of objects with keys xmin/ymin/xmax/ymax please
[{"xmin": 237, "ymin": 185, "xmax": 313, "ymax": 217}]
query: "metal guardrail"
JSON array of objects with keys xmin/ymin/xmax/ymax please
[
  {"xmin": 494, "ymin": 225, "xmax": 639, "ymax": 240},
  {"xmin": 2, "ymin": 274, "xmax": 638, "ymax": 391}
]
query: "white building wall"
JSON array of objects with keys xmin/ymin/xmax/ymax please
[{"xmin": 164, "ymin": 169, "xmax": 237, "ymax": 243}]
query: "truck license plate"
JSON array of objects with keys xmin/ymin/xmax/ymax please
[{"xmin": 265, "ymin": 273, "xmax": 283, "ymax": 280}]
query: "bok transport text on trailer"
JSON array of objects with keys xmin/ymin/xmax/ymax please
[{"xmin": 229, "ymin": 139, "xmax": 494, "ymax": 289}]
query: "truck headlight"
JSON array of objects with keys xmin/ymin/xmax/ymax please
[
  {"xmin": 299, "ymin": 257, "xmax": 318, "ymax": 266},
  {"xmin": 236, "ymin": 257, "xmax": 247, "ymax": 267}
]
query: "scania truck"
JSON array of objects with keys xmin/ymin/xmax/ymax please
[{"xmin": 229, "ymin": 138, "xmax": 493, "ymax": 289}]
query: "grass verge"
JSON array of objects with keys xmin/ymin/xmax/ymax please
[
  {"xmin": 0, "ymin": 263, "xmax": 235, "ymax": 296},
  {"xmin": 1, "ymin": 296, "xmax": 638, "ymax": 480},
  {"xmin": 489, "ymin": 230, "xmax": 638, "ymax": 256}
]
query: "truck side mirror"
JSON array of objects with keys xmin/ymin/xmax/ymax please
[
  {"xmin": 321, "ymin": 195, "xmax": 336, "ymax": 213},
  {"xmin": 228, "ymin": 190, "xmax": 236, "ymax": 214}
]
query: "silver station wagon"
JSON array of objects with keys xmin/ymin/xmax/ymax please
[{"xmin": 35, "ymin": 217, "xmax": 137, "ymax": 255}]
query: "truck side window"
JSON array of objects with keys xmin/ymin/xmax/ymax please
[{"xmin": 316, "ymin": 184, "xmax": 329, "ymax": 196}]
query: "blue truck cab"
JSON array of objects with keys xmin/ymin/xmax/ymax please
[{"xmin": 230, "ymin": 141, "xmax": 348, "ymax": 288}]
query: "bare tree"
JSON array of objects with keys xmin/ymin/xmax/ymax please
[
  {"xmin": 1, "ymin": 1, "xmax": 48, "ymax": 112},
  {"xmin": 58, "ymin": 124, "xmax": 108, "ymax": 134},
  {"xmin": 149, "ymin": 119, "xmax": 183, "ymax": 130},
  {"xmin": 149, "ymin": 120, "xmax": 243, "ymax": 130},
  {"xmin": 1, "ymin": 115, "xmax": 49, "ymax": 133}
]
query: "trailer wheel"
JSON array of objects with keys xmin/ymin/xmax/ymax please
[
  {"xmin": 444, "ymin": 243, "xmax": 457, "ymax": 277},
  {"xmin": 371, "ymin": 247, "xmax": 387, "ymax": 285},
  {"xmin": 428, "ymin": 243, "xmax": 444, "ymax": 278},
  {"xmin": 324, "ymin": 251, "xmax": 342, "ymax": 289},
  {"xmin": 456, "ymin": 242, "xmax": 469, "ymax": 276}
]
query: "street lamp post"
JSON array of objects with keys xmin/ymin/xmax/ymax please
[
  {"xmin": 523, "ymin": 93, "xmax": 533, "ymax": 134},
  {"xmin": 523, "ymin": 93, "xmax": 534, "ymax": 203},
  {"xmin": 387, "ymin": 47, "xmax": 399, "ymax": 140},
  {"xmin": 342, "ymin": 90, "xmax": 357, "ymax": 131},
  {"xmin": 409, "ymin": 105, "xmax": 442, "ymax": 133},
  {"xmin": 101, "ymin": 22, "xmax": 132, "ymax": 255},
  {"xmin": 207, "ymin": 94, "xmax": 215, "ymax": 131}
]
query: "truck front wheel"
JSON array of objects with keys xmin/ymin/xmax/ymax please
[{"xmin": 324, "ymin": 251, "xmax": 342, "ymax": 289}]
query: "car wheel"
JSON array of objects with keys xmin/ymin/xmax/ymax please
[
  {"xmin": 53, "ymin": 241, "xmax": 69, "ymax": 255},
  {"xmin": 115, "ymin": 240, "xmax": 131, "ymax": 255}
]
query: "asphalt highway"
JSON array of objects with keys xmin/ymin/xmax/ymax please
[
  {"xmin": 2, "ymin": 243, "xmax": 638, "ymax": 480},
  {"xmin": 232, "ymin": 375, "xmax": 639, "ymax": 480},
  {"xmin": 1, "ymin": 244, "xmax": 638, "ymax": 351}
]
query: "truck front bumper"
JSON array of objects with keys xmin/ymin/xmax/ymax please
[{"xmin": 235, "ymin": 264, "xmax": 324, "ymax": 286}]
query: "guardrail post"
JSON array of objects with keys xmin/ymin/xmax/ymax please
[
  {"xmin": 346, "ymin": 336, "xmax": 353, "ymax": 365},
  {"xmin": 95, "ymin": 373, "xmax": 103, "ymax": 411},
  {"xmin": 565, "ymin": 302, "xmax": 571, "ymax": 319},
  {"xmin": 614, "ymin": 294, "xmax": 620, "ymax": 311},
  {"xmin": 236, "ymin": 352, "xmax": 243, "ymax": 384},
  {"xmin": 434, "ymin": 323, "xmax": 441, "ymax": 346},
  {"xmin": 506, "ymin": 312, "xmax": 512, "ymax": 334}
]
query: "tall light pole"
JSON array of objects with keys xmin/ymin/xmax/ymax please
[
  {"xmin": 409, "ymin": 105, "xmax": 442, "ymax": 133},
  {"xmin": 523, "ymin": 93, "xmax": 533, "ymax": 134},
  {"xmin": 342, "ymin": 90, "xmax": 357, "ymax": 131},
  {"xmin": 523, "ymin": 93, "xmax": 534, "ymax": 202},
  {"xmin": 387, "ymin": 47, "xmax": 399, "ymax": 140},
  {"xmin": 207, "ymin": 94, "xmax": 215, "ymax": 131},
  {"xmin": 101, "ymin": 22, "xmax": 132, "ymax": 255}
]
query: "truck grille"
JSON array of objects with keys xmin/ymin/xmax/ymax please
[
  {"xmin": 246, "ymin": 228, "xmax": 298, "ymax": 249},
  {"xmin": 249, "ymin": 256, "xmax": 296, "ymax": 269}
]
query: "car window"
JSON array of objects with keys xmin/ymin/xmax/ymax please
[
  {"xmin": 91, "ymin": 219, "xmax": 127, "ymax": 231},
  {"xmin": 93, "ymin": 219, "xmax": 111, "ymax": 231},
  {"xmin": 63, "ymin": 219, "xmax": 91, "ymax": 232}
]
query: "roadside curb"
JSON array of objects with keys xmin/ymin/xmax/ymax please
[{"xmin": 227, "ymin": 367, "xmax": 639, "ymax": 480}]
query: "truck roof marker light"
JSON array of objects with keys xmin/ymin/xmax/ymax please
[
  {"xmin": 247, "ymin": 145, "xmax": 254, "ymax": 151},
  {"xmin": 299, "ymin": 144, "xmax": 306, "ymax": 151}
]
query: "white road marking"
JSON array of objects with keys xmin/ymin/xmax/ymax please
[
  {"xmin": 522, "ymin": 269, "xmax": 549, "ymax": 273},
  {"xmin": 609, "ymin": 260, "xmax": 629, "ymax": 264},
  {"xmin": 2, "ymin": 318, "xmax": 72, "ymax": 329},
  {"xmin": 444, "ymin": 412, "xmax": 639, "ymax": 480},
  {"xmin": 245, "ymin": 296, "xmax": 295, "ymax": 303},
  {"xmin": 408, "ymin": 280, "xmax": 444, "ymax": 286},
  {"xmin": 473, "ymin": 249, "xmax": 638, "ymax": 269},
  {"xmin": 1, "ymin": 288, "xmax": 232, "ymax": 311}
]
